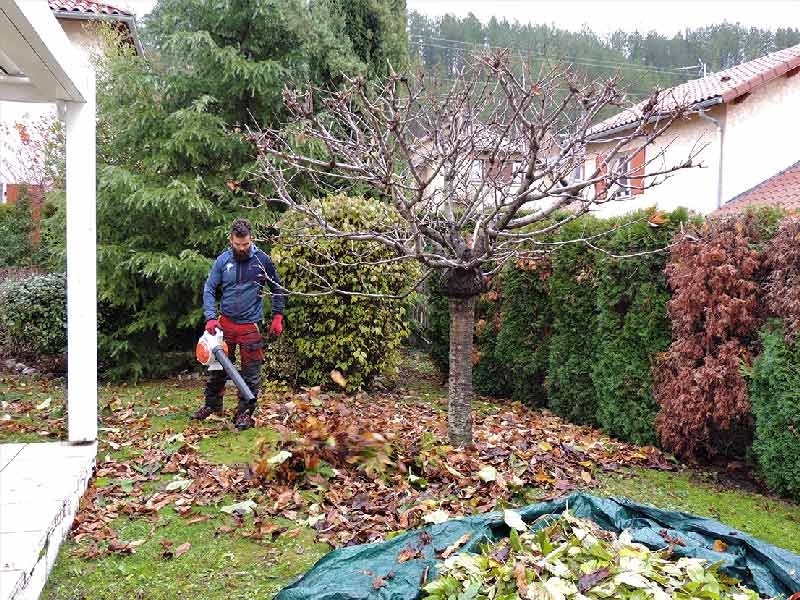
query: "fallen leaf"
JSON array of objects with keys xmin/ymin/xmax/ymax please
[
  {"xmin": 439, "ymin": 533, "xmax": 471, "ymax": 559},
  {"xmin": 423, "ymin": 509, "xmax": 449, "ymax": 525},
  {"xmin": 477, "ymin": 465, "xmax": 497, "ymax": 483},
  {"xmin": 503, "ymin": 509, "xmax": 527, "ymax": 532},
  {"xmin": 267, "ymin": 451, "xmax": 292, "ymax": 466},
  {"xmin": 397, "ymin": 544, "xmax": 422, "ymax": 563},
  {"xmin": 165, "ymin": 479, "xmax": 193, "ymax": 492},
  {"xmin": 578, "ymin": 568, "xmax": 611, "ymax": 592},
  {"xmin": 187, "ymin": 515, "xmax": 210, "ymax": 525},
  {"xmin": 514, "ymin": 561, "xmax": 528, "ymax": 595},
  {"xmin": 220, "ymin": 500, "xmax": 257, "ymax": 516},
  {"xmin": 174, "ymin": 542, "xmax": 191, "ymax": 558},
  {"xmin": 712, "ymin": 539, "xmax": 728, "ymax": 552},
  {"xmin": 330, "ymin": 370, "xmax": 347, "ymax": 388}
]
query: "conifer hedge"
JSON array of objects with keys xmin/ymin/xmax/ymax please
[{"xmin": 593, "ymin": 209, "xmax": 689, "ymax": 446}]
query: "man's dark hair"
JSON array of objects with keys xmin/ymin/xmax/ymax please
[{"xmin": 230, "ymin": 218, "xmax": 252, "ymax": 238}]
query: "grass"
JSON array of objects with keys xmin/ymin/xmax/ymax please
[
  {"xmin": 43, "ymin": 509, "xmax": 328, "ymax": 600},
  {"xmin": 2, "ymin": 360, "xmax": 800, "ymax": 600},
  {"xmin": 596, "ymin": 467, "xmax": 800, "ymax": 554}
]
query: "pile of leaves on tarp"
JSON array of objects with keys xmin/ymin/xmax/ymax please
[
  {"xmin": 424, "ymin": 510, "xmax": 767, "ymax": 600},
  {"xmin": 251, "ymin": 388, "xmax": 675, "ymax": 547}
]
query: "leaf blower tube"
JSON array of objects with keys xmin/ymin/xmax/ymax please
[{"xmin": 196, "ymin": 329, "xmax": 255, "ymax": 402}]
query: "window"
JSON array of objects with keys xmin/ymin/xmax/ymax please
[
  {"xmin": 470, "ymin": 159, "xmax": 483, "ymax": 182},
  {"xmin": 570, "ymin": 162, "xmax": 584, "ymax": 183},
  {"xmin": 609, "ymin": 154, "xmax": 633, "ymax": 197}
]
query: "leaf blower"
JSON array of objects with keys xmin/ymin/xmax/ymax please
[{"xmin": 195, "ymin": 328, "xmax": 255, "ymax": 403}]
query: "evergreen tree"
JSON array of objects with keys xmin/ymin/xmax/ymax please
[
  {"xmin": 314, "ymin": 0, "xmax": 408, "ymax": 78},
  {"xmin": 90, "ymin": 1, "xmax": 367, "ymax": 378}
]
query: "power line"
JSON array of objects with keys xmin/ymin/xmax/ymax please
[
  {"xmin": 408, "ymin": 34, "xmax": 695, "ymax": 79},
  {"xmin": 409, "ymin": 34, "xmax": 696, "ymax": 76},
  {"xmin": 411, "ymin": 74, "xmax": 660, "ymax": 99}
]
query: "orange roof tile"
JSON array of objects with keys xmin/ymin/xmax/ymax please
[
  {"xmin": 48, "ymin": 0, "xmax": 132, "ymax": 17},
  {"xmin": 715, "ymin": 160, "xmax": 800, "ymax": 216},
  {"xmin": 589, "ymin": 44, "xmax": 800, "ymax": 137}
]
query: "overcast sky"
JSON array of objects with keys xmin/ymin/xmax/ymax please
[
  {"xmin": 406, "ymin": 1, "xmax": 800, "ymax": 37},
  {"xmin": 122, "ymin": 0, "xmax": 798, "ymax": 37}
]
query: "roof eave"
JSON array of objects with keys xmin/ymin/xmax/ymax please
[
  {"xmin": 586, "ymin": 96, "xmax": 724, "ymax": 143},
  {"xmin": 53, "ymin": 10, "xmax": 143, "ymax": 57}
]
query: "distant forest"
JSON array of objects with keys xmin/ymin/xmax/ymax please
[{"xmin": 407, "ymin": 11, "xmax": 800, "ymax": 98}]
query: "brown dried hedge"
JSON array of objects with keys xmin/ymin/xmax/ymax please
[
  {"xmin": 763, "ymin": 216, "xmax": 800, "ymax": 344},
  {"xmin": 654, "ymin": 213, "xmax": 771, "ymax": 462}
]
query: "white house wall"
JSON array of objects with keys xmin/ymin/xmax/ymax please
[
  {"xmin": 586, "ymin": 111, "xmax": 721, "ymax": 218},
  {"xmin": 721, "ymin": 72, "xmax": 800, "ymax": 205}
]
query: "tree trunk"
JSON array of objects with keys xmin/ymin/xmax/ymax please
[{"xmin": 448, "ymin": 295, "xmax": 475, "ymax": 446}]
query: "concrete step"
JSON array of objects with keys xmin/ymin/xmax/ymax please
[{"xmin": 0, "ymin": 443, "xmax": 96, "ymax": 600}]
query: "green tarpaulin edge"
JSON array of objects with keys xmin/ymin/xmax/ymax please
[{"xmin": 276, "ymin": 493, "xmax": 800, "ymax": 600}]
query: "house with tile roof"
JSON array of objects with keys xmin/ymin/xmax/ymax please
[
  {"xmin": 583, "ymin": 43, "xmax": 800, "ymax": 218},
  {"xmin": 0, "ymin": 0, "xmax": 141, "ymax": 202}
]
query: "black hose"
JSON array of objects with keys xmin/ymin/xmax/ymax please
[{"xmin": 212, "ymin": 347, "xmax": 255, "ymax": 402}]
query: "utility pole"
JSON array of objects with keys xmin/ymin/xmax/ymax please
[{"xmin": 676, "ymin": 59, "xmax": 707, "ymax": 78}]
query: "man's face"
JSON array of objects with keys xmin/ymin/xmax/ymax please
[{"xmin": 230, "ymin": 234, "xmax": 252, "ymax": 261}]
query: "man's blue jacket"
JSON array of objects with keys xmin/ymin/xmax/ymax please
[{"xmin": 203, "ymin": 244, "xmax": 286, "ymax": 324}]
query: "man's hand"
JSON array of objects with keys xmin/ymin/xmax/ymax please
[
  {"xmin": 205, "ymin": 319, "xmax": 221, "ymax": 334},
  {"xmin": 269, "ymin": 314, "xmax": 283, "ymax": 337}
]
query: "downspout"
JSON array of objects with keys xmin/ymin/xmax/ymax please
[{"xmin": 697, "ymin": 106, "xmax": 725, "ymax": 210}]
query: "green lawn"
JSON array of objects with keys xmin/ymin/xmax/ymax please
[{"xmin": 1, "ymin": 364, "xmax": 799, "ymax": 600}]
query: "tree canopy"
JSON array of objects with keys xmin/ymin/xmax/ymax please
[{"xmin": 87, "ymin": 0, "xmax": 404, "ymax": 377}]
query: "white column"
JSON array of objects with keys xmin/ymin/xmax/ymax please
[{"xmin": 65, "ymin": 70, "xmax": 97, "ymax": 443}]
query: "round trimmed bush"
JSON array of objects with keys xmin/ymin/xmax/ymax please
[{"xmin": 265, "ymin": 194, "xmax": 419, "ymax": 391}]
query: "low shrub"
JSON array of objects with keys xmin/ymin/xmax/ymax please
[
  {"xmin": 0, "ymin": 273, "xmax": 66, "ymax": 359},
  {"xmin": 749, "ymin": 322, "xmax": 800, "ymax": 500},
  {"xmin": 266, "ymin": 194, "xmax": 419, "ymax": 391}
]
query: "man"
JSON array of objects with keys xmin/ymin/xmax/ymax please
[{"xmin": 192, "ymin": 218, "xmax": 286, "ymax": 430}]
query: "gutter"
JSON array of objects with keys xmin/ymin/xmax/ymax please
[
  {"xmin": 53, "ymin": 11, "xmax": 144, "ymax": 58},
  {"xmin": 697, "ymin": 107, "xmax": 725, "ymax": 210}
]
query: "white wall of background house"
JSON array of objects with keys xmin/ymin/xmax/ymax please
[
  {"xmin": 584, "ymin": 113, "xmax": 721, "ymax": 218},
  {"xmin": 722, "ymin": 71, "xmax": 800, "ymax": 203}
]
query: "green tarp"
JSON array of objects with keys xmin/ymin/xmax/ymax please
[{"xmin": 276, "ymin": 493, "xmax": 800, "ymax": 600}]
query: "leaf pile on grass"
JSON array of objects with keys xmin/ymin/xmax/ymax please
[
  {"xmin": 251, "ymin": 390, "xmax": 675, "ymax": 547},
  {"xmin": 66, "ymin": 394, "xmax": 253, "ymax": 558},
  {"xmin": 0, "ymin": 375, "xmax": 66, "ymax": 439},
  {"xmin": 423, "ymin": 510, "xmax": 765, "ymax": 600}
]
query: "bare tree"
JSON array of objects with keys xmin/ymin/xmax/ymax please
[{"xmin": 251, "ymin": 49, "xmax": 703, "ymax": 446}]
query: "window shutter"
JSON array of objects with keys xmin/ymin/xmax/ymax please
[
  {"xmin": 594, "ymin": 153, "xmax": 608, "ymax": 199},
  {"xmin": 630, "ymin": 148, "xmax": 645, "ymax": 195}
]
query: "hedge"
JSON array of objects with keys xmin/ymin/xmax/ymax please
[
  {"xmin": 592, "ymin": 209, "xmax": 690, "ymax": 446},
  {"xmin": 749, "ymin": 322, "xmax": 800, "ymax": 500},
  {"xmin": 490, "ymin": 258, "xmax": 551, "ymax": 406},
  {"xmin": 545, "ymin": 217, "xmax": 604, "ymax": 426}
]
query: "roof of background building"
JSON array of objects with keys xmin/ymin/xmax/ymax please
[
  {"xmin": 715, "ymin": 159, "xmax": 800, "ymax": 216},
  {"xmin": 48, "ymin": 0, "xmax": 133, "ymax": 18},
  {"xmin": 589, "ymin": 43, "xmax": 800, "ymax": 138}
]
